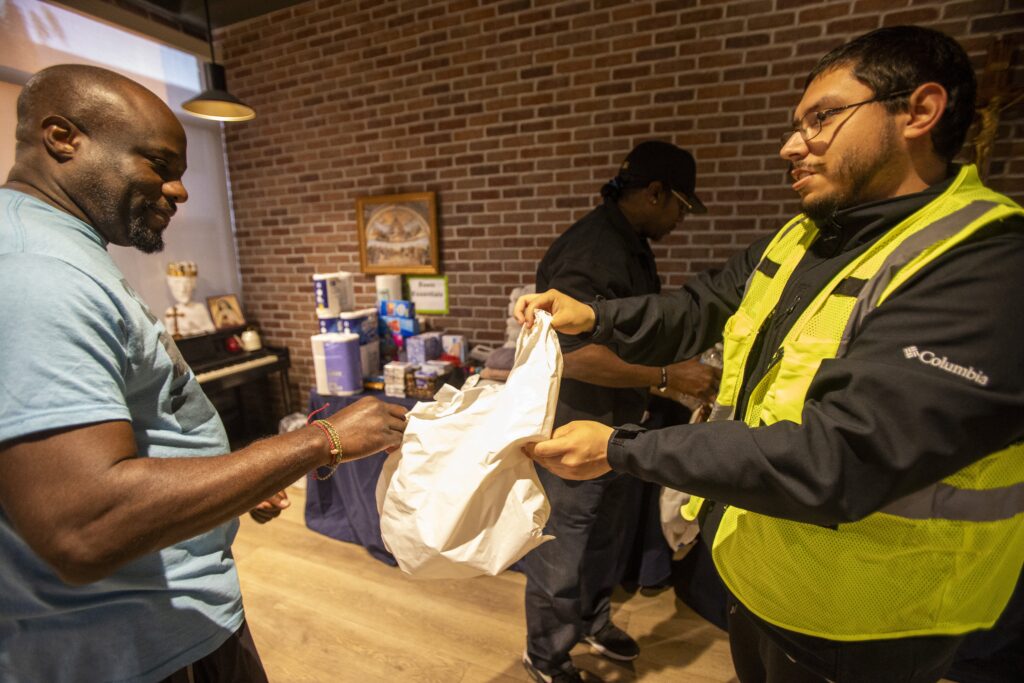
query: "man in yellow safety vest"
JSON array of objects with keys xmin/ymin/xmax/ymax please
[{"xmin": 516, "ymin": 25, "xmax": 1023, "ymax": 683}]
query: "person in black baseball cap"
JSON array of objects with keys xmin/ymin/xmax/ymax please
[
  {"xmin": 613, "ymin": 139, "xmax": 707, "ymax": 217},
  {"xmin": 521, "ymin": 140, "xmax": 718, "ymax": 683}
]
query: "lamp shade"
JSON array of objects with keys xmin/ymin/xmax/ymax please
[{"xmin": 182, "ymin": 62, "xmax": 255, "ymax": 122}]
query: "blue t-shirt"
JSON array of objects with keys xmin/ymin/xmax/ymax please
[{"xmin": 0, "ymin": 189, "xmax": 244, "ymax": 683}]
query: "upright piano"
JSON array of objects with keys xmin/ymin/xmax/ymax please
[{"xmin": 176, "ymin": 327, "xmax": 292, "ymax": 446}]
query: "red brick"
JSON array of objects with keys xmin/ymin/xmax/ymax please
[{"xmin": 215, "ymin": 0, "xmax": 1022, "ymax": 407}]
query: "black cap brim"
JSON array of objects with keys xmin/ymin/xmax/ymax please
[{"xmin": 682, "ymin": 191, "xmax": 708, "ymax": 214}]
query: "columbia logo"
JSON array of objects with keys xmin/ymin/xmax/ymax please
[{"xmin": 902, "ymin": 347, "xmax": 989, "ymax": 386}]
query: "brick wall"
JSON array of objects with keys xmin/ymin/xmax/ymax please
[{"xmin": 218, "ymin": 0, "xmax": 1024, "ymax": 408}]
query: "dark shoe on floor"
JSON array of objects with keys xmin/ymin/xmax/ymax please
[
  {"xmin": 522, "ymin": 651, "xmax": 584, "ymax": 683},
  {"xmin": 583, "ymin": 622, "xmax": 640, "ymax": 661}
]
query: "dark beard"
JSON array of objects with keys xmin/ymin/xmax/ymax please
[
  {"xmin": 127, "ymin": 215, "xmax": 164, "ymax": 253},
  {"xmin": 800, "ymin": 120, "xmax": 897, "ymax": 227},
  {"xmin": 800, "ymin": 155, "xmax": 874, "ymax": 225},
  {"xmin": 802, "ymin": 195, "xmax": 841, "ymax": 225}
]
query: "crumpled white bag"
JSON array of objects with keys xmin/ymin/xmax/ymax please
[
  {"xmin": 376, "ymin": 310, "xmax": 561, "ymax": 579},
  {"xmin": 659, "ymin": 487, "xmax": 698, "ymax": 554},
  {"xmin": 659, "ymin": 390, "xmax": 718, "ymax": 555}
]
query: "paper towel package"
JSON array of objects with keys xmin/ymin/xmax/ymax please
[
  {"xmin": 317, "ymin": 317, "xmax": 342, "ymax": 334},
  {"xmin": 376, "ymin": 311, "xmax": 562, "ymax": 579},
  {"xmin": 340, "ymin": 308, "xmax": 381, "ymax": 378},
  {"xmin": 311, "ymin": 332, "xmax": 362, "ymax": 396},
  {"xmin": 375, "ymin": 274, "xmax": 403, "ymax": 303},
  {"xmin": 340, "ymin": 308, "xmax": 379, "ymax": 344},
  {"xmin": 312, "ymin": 272, "xmax": 354, "ymax": 318}
]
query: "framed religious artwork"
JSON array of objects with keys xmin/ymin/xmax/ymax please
[
  {"xmin": 207, "ymin": 294, "xmax": 246, "ymax": 330},
  {"xmin": 356, "ymin": 192, "xmax": 440, "ymax": 275}
]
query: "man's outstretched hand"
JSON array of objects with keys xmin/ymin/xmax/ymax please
[
  {"xmin": 326, "ymin": 396, "xmax": 408, "ymax": 461},
  {"xmin": 514, "ymin": 289, "xmax": 596, "ymax": 335},
  {"xmin": 523, "ymin": 421, "xmax": 615, "ymax": 480}
]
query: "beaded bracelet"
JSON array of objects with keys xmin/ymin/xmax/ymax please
[{"xmin": 311, "ymin": 419, "xmax": 343, "ymax": 480}]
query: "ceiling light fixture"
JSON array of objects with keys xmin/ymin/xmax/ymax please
[{"xmin": 182, "ymin": 0, "xmax": 254, "ymax": 122}]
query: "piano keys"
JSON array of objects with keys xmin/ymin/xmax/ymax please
[{"xmin": 195, "ymin": 352, "xmax": 281, "ymax": 384}]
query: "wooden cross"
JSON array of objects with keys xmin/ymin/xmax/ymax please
[
  {"xmin": 972, "ymin": 36, "xmax": 1024, "ymax": 180},
  {"xmin": 167, "ymin": 305, "xmax": 185, "ymax": 337}
]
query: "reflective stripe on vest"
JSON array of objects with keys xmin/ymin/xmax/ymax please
[
  {"xmin": 706, "ymin": 215, "xmax": 819, "ymax": 424},
  {"xmin": 837, "ymin": 200, "xmax": 1001, "ymax": 356},
  {"xmin": 708, "ymin": 165, "xmax": 1024, "ymax": 640},
  {"xmin": 880, "ymin": 475, "xmax": 1024, "ymax": 522}
]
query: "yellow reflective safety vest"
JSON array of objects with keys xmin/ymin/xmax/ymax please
[{"xmin": 688, "ymin": 165, "xmax": 1024, "ymax": 640}]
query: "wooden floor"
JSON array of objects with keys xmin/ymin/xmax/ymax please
[{"xmin": 234, "ymin": 484, "xmax": 738, "ymax": 683}]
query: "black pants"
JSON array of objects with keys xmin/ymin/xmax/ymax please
[
  {"xmin": 521, "ymin": 468, "xmax": 643, "ymax": 672},
  {"xmin": 159, "ymin": 620, "xmax": 269, "ymax": 683},
  {"xmin": 727, "ymin": 593, "xmax": 964, "ymax": 683}
]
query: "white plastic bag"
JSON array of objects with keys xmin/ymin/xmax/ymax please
[
  {"xmin": 657, "ymin": 344, "xmax": 723, "ymax": 554},
  {"xmin": 659, "ymin": 487, "xmax": 698, "ymax": 554},
  {"xmin": 376, "ymin": 311, "xmax": 561, "ymax": 579}
]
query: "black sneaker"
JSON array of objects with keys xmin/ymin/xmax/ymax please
[
  {"xmin": 522, "ymin": 651, "xmax": 584, "ymax": 683},
  {"xmin": 583, "ymin": 622, "xmax": 640, "ymax": 661}
]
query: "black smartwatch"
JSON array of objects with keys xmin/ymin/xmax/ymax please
[{"xmin": 611, "ymin": 427, "xmax": 644, "ymax": 443}]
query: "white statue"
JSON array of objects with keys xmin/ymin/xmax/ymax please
[{"xmin": 164, "ymin": 262, "xmax": 215, "ymax": 337}]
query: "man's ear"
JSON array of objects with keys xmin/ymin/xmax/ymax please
[
  {"xmin": 40, "ymin": 115, "xmax": 81, "ymax": 162},
  {"xmin": 902, "ymin": 82, "xmax": 947, "ymax": 143},
  {"xmin": 646, "ymin": 180, "xmax": 665, "ymax": 204}
]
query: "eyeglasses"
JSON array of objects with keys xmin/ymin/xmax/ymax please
[
  {"xmin": 780, "ymin": 89, "xmax": 915, "ymax": 145},
  {"xmin": 670, "ymin": 189, "xmax": 696, "ymax": 213}
]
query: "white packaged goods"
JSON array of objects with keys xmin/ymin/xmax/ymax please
[
  {"xmin": 425, "ymin": 359, "xmax": 453, "ymax": 374},
  {"xmin": 376, "ymin": 311, "xmax": 562, "ymax": 579},
  {"xmin": 341, "ymin": 308, "xmax": 381, "ymax": 378},
  {"xmin": 312, "ymin": 272, "xmax": 355, "ymax": 318},
  {"xmin": 383, "ymin": 360, "xmax": 417, "ymax": 398},
  {"xmin": 375, "ymin": 274, "xmax": 403, "ymax": 303},
  {"xmin": 311, "ymin": 333, "xmax": 362, "ymax": 396},
  {"xmin": 339, "ymin": 308, "xmax": 379, "ymax": 343}
]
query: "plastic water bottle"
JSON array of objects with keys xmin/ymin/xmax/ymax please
[{"xmin": 700, "ymin": 342, "xmax": 723, "ymax": 369}]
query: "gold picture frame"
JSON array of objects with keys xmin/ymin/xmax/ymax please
[
  {"xmin": 207, "ymin": 294, "xmax": 246, "ymax": 330},
  {"xmin": 356, "ymin": 192, "xmax": 439, "ymax": 275}
]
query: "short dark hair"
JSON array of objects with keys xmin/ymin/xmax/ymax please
[{"xmin": 805, "ymin": 26, "xmax": 976, "ymax": 162}]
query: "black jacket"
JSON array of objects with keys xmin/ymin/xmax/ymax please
[
  {"xmin": 538, "ymin": 198, "xmax": 661, "ymax": 428},
  {"xmin": 591, "ymin": 172, "xmax": 1024, "ymax": 527}
]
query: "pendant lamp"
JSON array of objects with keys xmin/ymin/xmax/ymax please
[{"xmin": 182, "ymin": 0, "xmax": 255, "ymax": 122}]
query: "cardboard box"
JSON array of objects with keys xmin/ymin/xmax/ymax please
[
  {"xmin": 379, "ymin": 299, "xmax": 416, "ymax": 319},
  {"xmin": 407, "ymin": 332, "xmax": 443, "ymax": 364},
  {"xmin": 441, "ymin": 334, "xmax": 468, "ymax": 364},
  {"xmin": 380, "ymin": 315, "xmax": 420, "ymax": 338}
]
